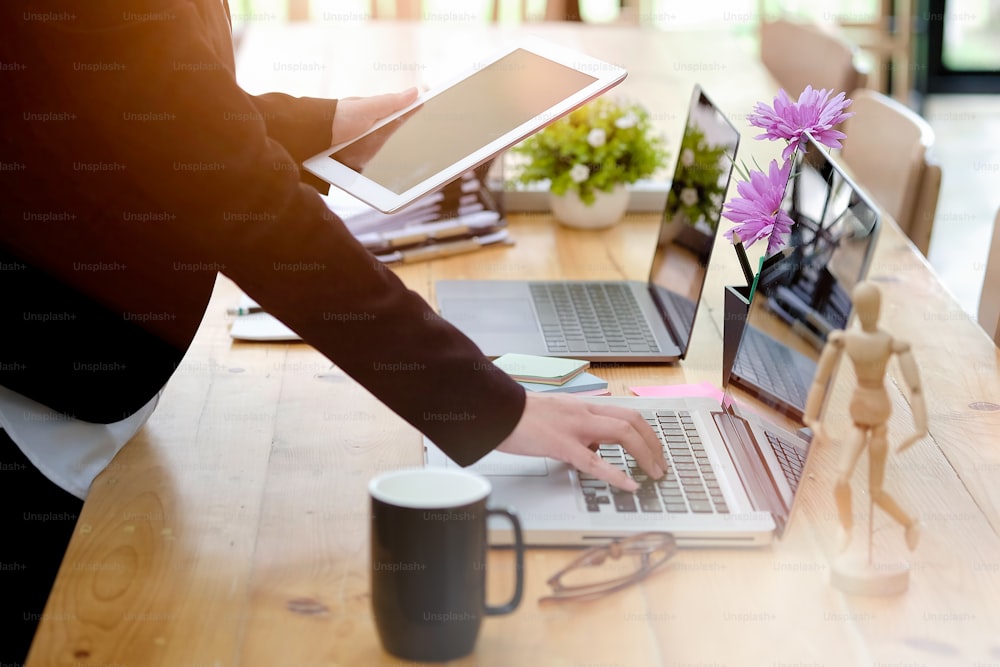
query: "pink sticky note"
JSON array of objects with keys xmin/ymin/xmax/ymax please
[{"xmin": 629, "ymin": 381, "xmax": 725, "ymax": 403}]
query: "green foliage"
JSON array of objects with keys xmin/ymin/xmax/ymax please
[
  {"xmin": 665, "ymin": 123, "xmax": 732, "ymax": 231},
  {"xmin": 511, "ymin": 97, "xmax": 668, "ymax": 206}
]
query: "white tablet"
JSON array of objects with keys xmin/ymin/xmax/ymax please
[{"xmin": 303, "ymin": 37, "xmax": 627, "ymax": 213}]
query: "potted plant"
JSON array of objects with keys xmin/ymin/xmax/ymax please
[{"xmin": 510, "ymin": 97, "xmax": 668, "ymax": 229}]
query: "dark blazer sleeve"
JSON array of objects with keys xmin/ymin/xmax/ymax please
[
  {"xmin": 249, "ymin": 93, "xmax": 338, "ymax": 164},
  {"xmin": 4, "ymin": 1, "xmax": 525, "ymax": 465},
  {"xmin": 247, "ymin": 93, "xmax": 340, "ymax": 192}
]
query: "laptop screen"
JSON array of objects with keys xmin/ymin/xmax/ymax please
[
  {"xmin": 759, "ymin": 137, "xmax": 880, "ymax": 337},
  {"xmin": 719, "ymin": 132, "xmax": 880, "ymax": 532},
  {"xmin": 730, "ymin": 131, "xmax": 881, "ymax": 417},
  {"xmin": 647, "ymin": 86, "xmax": 741, "ymax": 358}
]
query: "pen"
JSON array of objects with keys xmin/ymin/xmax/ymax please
[
  {"xmin": 396, "ymin": 238, "xmax": 483, "ymax": 263},
  {"xmin": 732, "ymin": 232, "xmax": 755, "ymax": 288},
  {"xmin": 227, "ymin": 306, "xmax": 264, "ymax": 316},
  {"xmin": 377, "ymin": 230, "xmax": 509, "ymax": 264},
  {"xmin": 356, "ymin": 210, "xmax": 502, "ymax": 252}
]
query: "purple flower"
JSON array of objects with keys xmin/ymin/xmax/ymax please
[
  {"xmin": 722, "ymin": 159, "xmax": 794, "ymax": 256},
  {"xmin": 748, "ymin": 86, "xmax": 854, "ymax": 161}
]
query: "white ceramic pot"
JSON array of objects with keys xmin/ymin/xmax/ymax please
[{"xmin": 549, "ymin": 184, "xmax": 629, "ymax": 230}]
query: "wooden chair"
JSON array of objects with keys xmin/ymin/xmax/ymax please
[
  {"xmin": 371, "ymin": 1, "xmax": 637, "ymax": 22},
  {"xmin": 544, "ymin": 0, "xmax": 642, "ymax": 23},
  {"xmin": 838, "ymin": 88, "xmax": 941, "ymax": 256},
  {"xmin": 291, "ymin": 1, "xmax": 639, "ymax": 23},
  {"xmin": 369, "ymin": 1, "xmax": 527, "ymax": 21},
  {"xmin": 288, "ymin": 0, "xmax": 309, "ymax": 21},
  {"xmin": 285, "ymin": 2, "xmax": 528, "ymax": 21},
  {"xmin": 369, "ymin": 0, "xmax": 419, "ymax": 19},
  {"xmin": 830, "ymin": 0, "xmax": 915, "ymax": 103},
  {"xmin": 755, "ymin": 0, "xmax": 913, "ymax": 102},
  {"xmin": 759, "ymin": 18, "xmax": 868, "ymax": 98},
  {"xmin": 371, "ymin": 1, "xmax": 640, "ymax": 23},
  {"xmin": 978, "ymin": 206, "xmax": 1000, "ymax": 346}
]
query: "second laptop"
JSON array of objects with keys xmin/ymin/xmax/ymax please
[{"xmin": 434, "ymin": 85, "xmax": 741, "ymax": 362}]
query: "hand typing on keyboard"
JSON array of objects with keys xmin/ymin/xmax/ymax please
[
  {"xmin": 495, "ymin": 393, "xmax": 667, "ymax": 492},
  {"xmin": 578, "ymin": 411, "xmax": 731, "ymax": 515}
]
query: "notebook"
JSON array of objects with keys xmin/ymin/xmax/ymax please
[
  {"xmin": 517, "ymin": 371, "xmax": 608, "ymax": 394},
  {"xmin": 433, "ymin": 85, "xmax": 741, "ymax": 362},
  {"xmin": 729, "ymin": 133, "xmax": 881, "ymax": 418},
  {"xmin": 423, "ymin": 133, "xmax": 881, "ymax": 547},
  {"xmin": 493, "ymin": 352, "xmax": 589, "ymax": 385}
]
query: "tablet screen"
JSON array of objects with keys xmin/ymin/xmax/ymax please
[{"xmin": 327, "ymin": 48, "xmax": 598, "ymax": 194}]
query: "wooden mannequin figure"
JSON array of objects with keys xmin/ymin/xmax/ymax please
[{"xmin": 803, "ymin": 280, "xmax": 927, "ymax": 596}]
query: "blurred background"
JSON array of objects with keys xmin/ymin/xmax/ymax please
[{"xmin": 233, "ymin": 0, "xmax": 1000, "ymax": 326}]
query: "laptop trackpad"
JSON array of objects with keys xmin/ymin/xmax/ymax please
[
  {"xmin": 462, "ymin": 450, "xmax": 549, "ymax": 476},
  {"xmin": 440, "ymin": 298, "xmax": 538, "ymax": 334}
]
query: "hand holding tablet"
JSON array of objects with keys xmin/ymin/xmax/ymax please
[
  {"xmin": 304, "ymin": 37, "xmax": 627, "ymax": 213},
  {"xmin": 329, "ymin": 88, "xmax": 420, "ymax": 147}
]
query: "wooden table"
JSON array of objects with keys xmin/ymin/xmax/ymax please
[{"xmin": 28, "ymin": 21, "xmax": 1000, "ymax": 667}]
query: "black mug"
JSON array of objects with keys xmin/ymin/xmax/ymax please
[{"xmin": 369, "ymin": 467, "xmax": 524, "ymax": 662}]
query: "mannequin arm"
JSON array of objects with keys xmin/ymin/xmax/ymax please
[
  {"xmin": 803, "ymin": 330, "xmax": 845, "ymax": 443},
  {"xmin": 894, "ymin": 340, "xmax": 927, "ymax": 452}
]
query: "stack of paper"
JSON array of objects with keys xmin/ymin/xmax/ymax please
[
  {"xmin": 492, "ymin": 353, "xmax": 609, "ymax": 395},
  {"xmin": 323, "ymin": 167, "xmax": 512, "ymax": 265}
]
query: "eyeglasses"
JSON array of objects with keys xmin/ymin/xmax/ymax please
[{"xmin": 540, "ymin": 532, "xmax": 677, "ymax": 603}]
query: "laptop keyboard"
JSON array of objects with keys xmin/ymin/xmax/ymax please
[
  {"xmin": 528, "ymin": 283, "xmax": 660, "ymax": 355},
  {"xmin": 578, "ymin": 410, "xmax": 729, "ymax": 514},
  {"xmin": 733, "ymin": 326, "xmax": 810, "ymax": 407},
  {"xmin": 766, "ymin": 430, "xmax": 807, "ymax": 492}
]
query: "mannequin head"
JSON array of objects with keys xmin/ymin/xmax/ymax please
[{"xmin": 852, "ymin": 281, "xmax": 881, "ymax": 332}]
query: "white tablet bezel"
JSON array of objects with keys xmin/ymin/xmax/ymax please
[{"xmin": 302, "ymin": 37, "xmax": 627, "ymax": 213}]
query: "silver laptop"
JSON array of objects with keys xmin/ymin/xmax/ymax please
[
  {"xmin": 434, "ymin": 85, "xmax": 741, "ymax": 362},
  {"xmin": 730, "ymin": 134, "xmax": 881, "ymax": 418},
  {"xmin": 424, "ymin": 134, "xmax": 880, "ymax": 547}
]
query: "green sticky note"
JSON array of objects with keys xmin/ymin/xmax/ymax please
[{"xmin": 492, "ymin": 353, "xmax": 589, "ymax": 385}]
